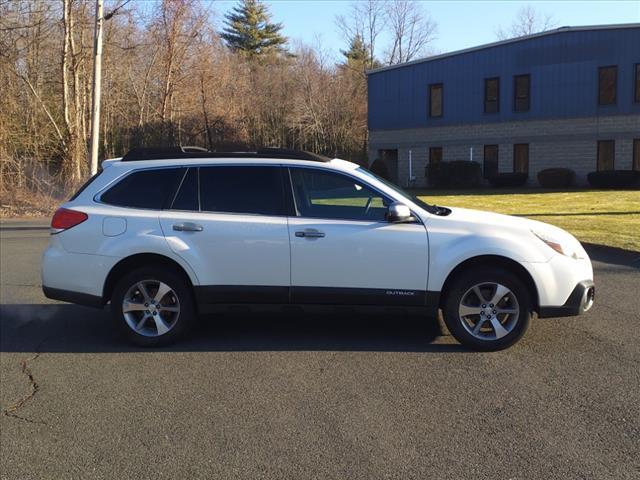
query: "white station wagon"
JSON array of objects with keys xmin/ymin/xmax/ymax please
[{"xmin": 42, "ymin": 148, "xmax": 595, "ymax": 350}]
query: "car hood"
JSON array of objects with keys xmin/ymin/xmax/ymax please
[
  {"xmin": 444, "ymin": 206, "xmax": 547, "ymax": 229},
  {"xmin": 427, "ymin": 206, "xmax": 588, "ymax": 260},
  {"xmin": 447, "ymin": 207, "xmax": 573, "ymax": 232}
]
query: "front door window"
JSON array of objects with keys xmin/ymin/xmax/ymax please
[{"xmin": 290, "ymin": 168, "xmax": 390, "ymax": 222}]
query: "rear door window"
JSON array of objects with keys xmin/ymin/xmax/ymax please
[
  {"xmin": 171, "ymin": 167, "xmax": 199, "ymax": 211},
  {"xmin": 199, "ymin": 166, "xmax": 286, "ymax": 216},
  {"xmin": 101, "ymin": 168, "xmax": 183, "ymax": 209}
]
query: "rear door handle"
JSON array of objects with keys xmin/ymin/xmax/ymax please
[
  {"xmin": 295, "ymin": 229, "xmax": 325, "ymax": 238},
  {"xmin": 173, "ymin": 222, "xmax": 203, "ymax": 232}
]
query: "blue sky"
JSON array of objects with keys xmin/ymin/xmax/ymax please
[{"xmin": 214, "ymin": 0, "xmax": 640, "ymax": 61}]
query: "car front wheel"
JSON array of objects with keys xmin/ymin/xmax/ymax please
[
  {"xmin": 442, "ymin": 268, "xmax": 532, "ymax": 351},
  {"xmin": 111, "ymin": 267, "xmax": 195, "ymax": 347}
]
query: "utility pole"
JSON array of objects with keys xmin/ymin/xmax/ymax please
[{"xmin": 89, "ymin": 0, "xmax": 104, "ymax": 175}]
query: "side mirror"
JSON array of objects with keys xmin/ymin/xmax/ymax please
[{"xmin": 387, "ymin": 202, "xmax": 414, "ymax": 223}]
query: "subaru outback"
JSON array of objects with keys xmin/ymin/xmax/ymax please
[{"xmin": 42, "ymin": 148, "xmax": 595, "ymax": 350}]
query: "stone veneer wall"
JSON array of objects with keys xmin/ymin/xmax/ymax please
[{"xmin": 368, "ymin": 114, "xmax": 640, "ymax": 187}]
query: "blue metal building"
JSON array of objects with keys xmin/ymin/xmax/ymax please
[{"xmin": 367, "ymin": 24, "xmax": 640, "ymax": 186}]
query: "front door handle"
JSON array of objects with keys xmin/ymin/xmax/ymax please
[
  {"xmin": 173, "ymin": 222, "xmax": 203, "ymax": 232},
  {"xmin": 295, "ymin": 229, "xmax": 325, "ymax": 238}
]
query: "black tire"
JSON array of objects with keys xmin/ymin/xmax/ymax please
[
  {"xmin": 442, "ymin": 267, "xmax": 532, "ymax": 351},
  {"xmin": 111, "ymin": 266, "xmax": 196, "ymax": 347}
]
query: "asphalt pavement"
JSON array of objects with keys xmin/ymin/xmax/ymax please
[{"xmin": 1, "ymin": 226, "xmax": 639, "ymax": 479}]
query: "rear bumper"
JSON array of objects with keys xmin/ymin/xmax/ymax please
[
  {"xmin": 42, "ymin": 238, "xmax": 117, "ymax": 299},
  {"xmin": 42, "ymin": 286, "xmax": 104, "ymax": 308},
  {"xmin": 538, "ymin": 280, "xmax": 595, "ymax": 318}
]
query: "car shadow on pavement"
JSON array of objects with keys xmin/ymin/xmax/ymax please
[
  {"xmin": 584, "ymin": 244, "xmax": 640, "ymax": 269},
  {"xmin": 0, "ymin": 304, "xmax": 466, "ymax": 353}
]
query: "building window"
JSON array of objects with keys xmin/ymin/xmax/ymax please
[
  {"xmin": 597, "ymin": 140, "xmax": 615, "ymax": 171},
  {"xmin": 635, "ymin": 64, "xmax": 640, "ymax": 103},
  {"xmin": 483, "ymin": 145, "xmax": 499, "ymax": 178},
  {"xmin": 633, "ymin": 139, "xmax": 640, "ymax": 171},
  {"xmin": 429, "ymin": 83, "xmax": 443, "ymax": 117},
  {"xmin": 513, "ymin": 144, "xmax": 529, "ymax": 174},
  {"xmin": 484, "ymin": 78, "xmax": 499, "ymax": 113},
  {"xmin": 427, "ymin": 147, "xmax": 442, "ymax": 183},
  {"xmin": 598, "ymin": 66, "xmax": 617, "ymax": 105},
  {"xmin": 513, "ymin": 74, "xmax": 530, "ymax": 112},
  {"xmin": 429, "ymin": 147, "xmax": 443, "ymax": 166}
]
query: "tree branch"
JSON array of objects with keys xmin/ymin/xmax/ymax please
[{"xmin": 14, "ymin": 71, "xmax": 66, "ymax": 146}]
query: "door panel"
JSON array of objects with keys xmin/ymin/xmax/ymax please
[
  {"xmin": 287, "ymin": 167, "xmax": 429, "ymax": 306},
  {"xmin": 289, "ymin": 168, "xmax": 429, "ymax": 305},
  {"xmin": 288, "ymin": 217, "xmax": 429, "ymax": 305},
  {"xmin": 158, "ymin": 165, "xmax": 291, "ymax": 304},
  {"xmin": 159, "ymin": 211, "xmax": 290, "ymax": 289}
]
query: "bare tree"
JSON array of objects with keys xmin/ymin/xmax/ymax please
[
  {"xmin": 335, "ymin": 0, "xmax": 387, "ymax": 69},
  {"xmin": 496, "ymin": 5, "xmax": 556, "ymax": 40},
  {"xmin": 152, "ymin": 0, "xmax": 209, "ymax": 144},
  {"xmin": 61, "ymin": 0, "xmax": 85, "ymax": 183},
  {"xmin": 385, "ymin": 0, "xmax": 437, "ymax": 65},
  {"xmin": 0, "ymin": 0, "xmax": 64, "ymax": 197},
  {"xmin": 2, "ymin": 0, "xmax": 379, "ymax": 214}
]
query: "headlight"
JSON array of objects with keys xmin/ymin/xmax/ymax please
[{"xmin": 531, "ymin": 230, "xmax": 581, "ymax": 259}]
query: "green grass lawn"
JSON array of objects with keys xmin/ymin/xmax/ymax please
[{"xmin": 413, "ymin": 189, "xmax": 640, "ymax": 252}]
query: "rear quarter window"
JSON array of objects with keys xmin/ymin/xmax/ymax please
[
  {"xmin": 100, "ymin": 168, "xmax": 183, "ymax": 209},
  {"xmin": 69, "ymin": 171, "xmax": 102, "ymax": 200}
]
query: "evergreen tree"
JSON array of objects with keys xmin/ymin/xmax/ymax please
[
  {"xmin": 341, "ymin": 34, "xmax": 368, "ymax": 65},
  {"xmin": 220, "ymin": 0, "xmax": 288, "ymax": 57},
  {"xmin": 340, "ymin": 34, "xmax": 380, "ymax": 71}
]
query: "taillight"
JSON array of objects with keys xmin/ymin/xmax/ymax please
[{"xmin": 51, "ymin": 208, "xmax": 88, "ymax": 233}]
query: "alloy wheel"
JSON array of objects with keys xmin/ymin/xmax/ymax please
[
  {"xmin": 122, "ymin": 280, "xmax": 180, "ymax": 337},
  {"xmin": 458, "ymin": 282, "xmax": 520, "ymax": 341}
]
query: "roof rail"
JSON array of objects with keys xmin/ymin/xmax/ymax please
[
  {"xmin": 180, "ymin": 146, "xmax": 210, "ymax": 153},
  {"xmin": 255, "ymin": 148, "xmax": 331, "ymax": 162},
  {"xmin": 120, "ymin": 146, "xmax": 332, "ymax": 162}
]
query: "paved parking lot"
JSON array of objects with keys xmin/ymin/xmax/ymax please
[{"xmin": 1, "ymin": 228, "xmax": 639, "ymax": 479}]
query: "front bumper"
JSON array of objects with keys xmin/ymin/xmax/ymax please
[{"xmin": 538, "ymin": 280, "xmax": 595, "ymax": 318}]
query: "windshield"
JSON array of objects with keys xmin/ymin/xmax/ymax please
[{"xmin": 356, "ymin": 167, "xmax": 436, "ymax": 212}]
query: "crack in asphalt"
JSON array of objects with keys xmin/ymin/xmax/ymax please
[{"xmin": 3, "ymin": 339, "xmax": 49, "ymax": 425}]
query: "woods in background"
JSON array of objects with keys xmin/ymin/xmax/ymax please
[{"xmin": 0, "ymin": 0, "xmax": 439, "ymax": 198}]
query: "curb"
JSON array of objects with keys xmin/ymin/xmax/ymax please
[
  {"xmin": 0, "ymin": 226, "xmax": 50, "ymax": 231},
  {"xmin": 0, "ymin": 221, "xmax": 50, "ymax": 231}
]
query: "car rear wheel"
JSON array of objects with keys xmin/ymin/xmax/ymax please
[
  {"xmin": 442, "ymin": 268, "xmax": 532, "ymax": 351},
  {"xmin": 111, "ymin": 267, "xmax": 195, "ymax": 347}
]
